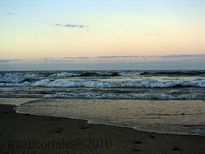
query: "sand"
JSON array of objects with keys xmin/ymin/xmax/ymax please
[
  {"xmin": 15, "ymin": 99, "xmax": 205, "ymax": 136},
  {"xmin": 0, "ymin": 104, "xmax": 205, "ymax": 154}
]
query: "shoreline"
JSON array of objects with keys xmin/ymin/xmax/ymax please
[
  {"xmin": 6, "ymin": 101, "xmax": 205, "ymax": 137},
  {"xmin": 0, "ymin": 104, "xmax": 205, "ymax": 154}
]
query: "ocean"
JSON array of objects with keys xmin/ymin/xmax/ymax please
[
  {"xmin": 0, "ymin": 70, "xmax": 205, "ymax": 99},
  {"xmin": 0, "ymin": 70, "xmax": 205, "ymax": 136}
]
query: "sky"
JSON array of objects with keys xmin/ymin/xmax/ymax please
[{"xmin": 0, "ymin": 0, "xmax": 205, "ymax": 70}]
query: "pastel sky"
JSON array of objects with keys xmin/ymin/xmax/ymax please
[{"xmin": 0, "ymin": 0, "xmax": 205, "ymax": 70}]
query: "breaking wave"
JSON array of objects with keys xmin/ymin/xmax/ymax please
[
  {"xmin": 44, "ymin": 92, "xmax": 205, "ymax": 100},
  {"xmin": 1, "ymin": 70, "xmax": 205, "ymax": 81},
  {"xmin": 33, "ymin": 79, "xmax": 205, "ymax": 88},
  {"xmin": 1, "ymin": 71, "xmax": 205, "ymax": 100},
  {"xmin": 0, "ymin": 78, "xmax": 205, "ymax": 88}
]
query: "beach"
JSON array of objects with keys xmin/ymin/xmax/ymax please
[
  {"xmin": 1, "ymin": 102, "xmax": 205, "ymax": 154},
  {"xmin": 0, "ymin": 70, "xmax": 205, "ymax": 153},
  {"xmin": 1, "ymin": 0, "xmax": 205, "ymax": 153}
]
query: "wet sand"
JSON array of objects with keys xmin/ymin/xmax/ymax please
[
  {"xmin": 15, "ymin": 99, "xmax": 205, "ymax": 136},
  {"xmin": 0, "ymin": 104, "xmax": 205, "ymax": 154}
]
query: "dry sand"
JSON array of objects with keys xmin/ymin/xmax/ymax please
[{"xmin": 0, "ymin": 104, "xmax": 205, "ymax": 154}]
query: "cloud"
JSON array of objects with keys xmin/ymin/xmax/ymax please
[
  {"xmin": 55, "ymin": 24, "xmax": 88, "ymax": 28},
  {"xmin": 7, "ymin": 12, "xmax": 17, "ymax": 16},
  {"xmin": 96, "ymin": 56, "xmax": 141, "ymax": 59},
  {"xmin": 160, "ymin": 54, "xmax": 205, "ymax": 58},
  {"xmin": 0, "ymin": 59, "xmax": 21, "ymax": 63},
  {"xmin": 1, "ymin": 54, "xmax": 205, "ymax": 66},
  {"xmin": 43, "ymin": 54, "xmax": 205, "ymax": 62},
  {"xmin": 63, "ymin": 56, "xmax": 88, "ymax": 59},
  {"xmin": 42, "ymin": 58, "xmax": 74, "ymax": 63},
  {"xmin": 1, "ymin": 54, "xmax": 205, "ymax": 70},
  {"xmin": 96, "ymin": 55, "xmax": 205, "ymax": 59}
]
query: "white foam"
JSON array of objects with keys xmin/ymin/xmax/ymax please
[
  {"xmin": 50, "ymin": 72, "xmax": 79, "ymax": 77},
  {"xmin": 33, "ymin": 79, "xmax": 205, "ymax": 88},
  {"xmin": 44, "ymin": 92, "xmax": 205, "ymax": 100},
  {"xmin": 1, "ymin": 78, "xmax": 205, "ymax": 88},
  {"xmin": 119, "ymin": 71, "xmax": 141, "ymax": 77}
]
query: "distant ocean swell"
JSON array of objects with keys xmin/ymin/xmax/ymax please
[{"xmin": 1, "ymin": 70, "xmax": 205, "ymax": 79}]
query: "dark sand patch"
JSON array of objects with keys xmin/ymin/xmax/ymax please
[{"xmin": 0, "ymin": 104, "xmax": 205, "ymax": 154}]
